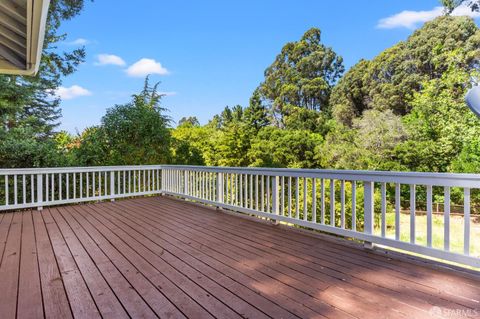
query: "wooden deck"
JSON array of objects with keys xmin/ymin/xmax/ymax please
[{"xmin": 0, "ymin": 196, "xmax": 479, "ymax": 319}]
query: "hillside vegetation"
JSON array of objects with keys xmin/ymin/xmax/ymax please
[{"xmin": 1, "ymin": 13, "xmax": 480, "ymax": 177}]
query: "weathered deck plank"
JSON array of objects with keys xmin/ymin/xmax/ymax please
[
  {"xmin": 0, "ymin": 196, "xmax": 479, "ymax": 319},
  {"xmin": 17, "ymin": 212, "xmax": 43, "ymax": 319}
]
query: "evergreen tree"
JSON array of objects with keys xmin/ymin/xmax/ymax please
[{"xmin": 256, "ymin": 28, "xmax": 344, "ymax": 127}]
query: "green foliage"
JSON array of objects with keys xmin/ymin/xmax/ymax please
[
  {"xmin": 397, "ymin": 56, "xmax": 480, "ymax": 172},
  {"xmin": 243, "ymin": 89, "xmax": 270, "ymax": 131},
  {"xmin": 178, "ymin": 116, "xmax": 200, "ymax": 127},
  {"xmin": 0, "ymin": 127, "xmax": 67, "ymax": 168},
  {"xmin": 248, "ymin": 127, "xmax": 323, "ymax": 168},
  {"xmin": 0, "ymin": 0, "xmax": 89, "ymax": 168},
  {"xmin": 331, "ymin": 16, "xmax": 480, "ymax": 126},
  {"xmin": 3, "ymin": 13, "xmax": 480, "ymax": 218},
  {"xmin": 257, "ymin": 28, "xmax": 344, "ymax": 127},
  {"xmin": 442, "ymin": 0, "xmax": 480, "ymax": 12},
  {"xmin": 73, "ymin": 127, "xmax": 109, "ymax": 166},
  {"xmin": 451, "ymin": 138, "xmax": 480, "ymax": 173},
  {"xmin": 171, "ymin": 124, "xmax": 213, "ymax": 165},
  {"xmin": 98, "ymin": 78, "xmax": 172, "ymax": 165}
]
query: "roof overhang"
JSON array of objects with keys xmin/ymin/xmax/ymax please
[{"xmin": 0, "ymin": 0, "xmax": 50, "ymax": 76}]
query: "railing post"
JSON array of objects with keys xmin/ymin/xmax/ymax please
[
  {"xmin": 364, "ymin": 181, "xmax": 374, "ymax": 249},
  {"xmin": 110, "ymin": 171, "xmax": 115, "ymax": 202},
  {"xmin": 184, "ymin": 170, "xmax": 188, "ymax": 195},
  {"xmin": 272, "ymin": 176, "xmax": 280, "ymax": 224},
  {"xmin": 37, "ymin": 174, "xmax": 43, "ymax": 211},
  {"xmin": 160, "ymin": 169, "xmax": 164, "ymax": 195},
  {"xmin": 216, "ymin": 172, "xmax": 224, "ymax": 209}
]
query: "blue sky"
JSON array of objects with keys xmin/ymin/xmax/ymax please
[{"xmin": 56, "ymin": 0, "xmax": 479, "ymax": 133}]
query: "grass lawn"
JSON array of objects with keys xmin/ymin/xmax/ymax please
[{"xmin": 373, "ymin": 211, "xmax": 480, "ymax": 258}]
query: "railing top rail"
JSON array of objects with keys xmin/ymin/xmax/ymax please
[
  {"xmin": 0, "ymin": 165, "xmax": 163, "ymax": 175},
  {"xmin": 1, "ymin": 164, "xmax": 480, "ymax": 187},
  {"xmin": 160, "ymin": 165, "xmax": 480, "ymax": 187}
]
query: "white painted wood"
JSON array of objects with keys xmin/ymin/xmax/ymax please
[
  {"xmin": 340, "ymin": 180, "xmax": 345, "ymax": 229},
  {"xmin": 321, "ymin": 179, "xmax": 325, "ymax": 224},
  {"xmin": 364, "ymin": 181, "xmax": 374, "ymax": 236},
  {"xmin": 303, "ymin": 177, "xmax": 307, "ymax": 221},
  {"xmin": 381, "ymin": 182, "xmax": 386, "ymax": 237},
  {"xmin": 395, "ymin": 183, "xmax": 400, "ymax": 241},
  {"xmin": 427, "ymin": 185, "xmax": 433, "ymax": 247},
  {"xmin": 1, "ymin": 164, "xmax": 480, "ymax": 268},
  {"xmin": 217, "ymin": 172, "xmax": 223, "ymax": 203},
  {"xmin": 272, "ymin": 176, "xmax": 280, "ymax": 218},
  {"xmin": 330, "ymin": 179, "xmax": 335, "ymax": 226},
  {"xmin": 250, "ymin": 174, "xmax": 253, "ymax": 210},
  {"xmin": 255, "ymin": 175, "xmax": 259, "ymax": 210},
  {"xmin": 267, "ymin": 176, "xmax": 270, "ymax": 213},
  {"xmin": 295, "ymin": 177, "xmax": 299, "ymax": 219},
  {"xmin": 51, "ymin": 173, "xmax": 54, "ymax": 201},
  {"xmin": 164, "ymin": 189, "xmax": 480, "ymax": 268},
  {"xmin": 281, "ymin": 176, "xmax": 285, "ymax": 216},
  {"xmin": 351, "ymin": 181, "xmax": 356, "ymax": 231},
  {"xmin": 14, "ymin": 174, "xmax": 17, "ymax": 205},
  {"xmin": 312, "ymin": 178, "xmax": 316, "ymax": 223},
  {"xmin": 45, "ymin": 174, "xmax": 49, "ymax": 202},
  {"xmin": 288, "ymin": 176, "xmax": 292, "ymax": 218},
  {"xmin": 110, "ymin": 171, "xmax": 115, "ymax": 197},
  {"xmin": 410, "ymin": 184, "xmax": 416, "ymax": 244},
  {"xmin": 22, "ymin": 174, "xmax": 26, "ymax": 204},
  {"xmin": 444, "ymin": 186, "xmax": 451, "ymax": 251},
  {"xmin": 464, "ymin": 188, "xmax": 471, "ymax": 256},
  {"xmin": 30, "ymin": 174, "xmax": 34, "ymax": 203},
  {"xmin": 240, "ymin": 173, "xmax": 243, "ymax": 206},
  {"xmin": 36, "ymin": 174, "xmax": 42, "ymax": 210},
  {"xmin": 66, "ymin": 173, "xmax": 69, "ymax": 200}
]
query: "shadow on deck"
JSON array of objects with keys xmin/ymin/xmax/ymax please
[{"xmin": 0, "ymin": 196, "xmax": 479, "ymax": 319}]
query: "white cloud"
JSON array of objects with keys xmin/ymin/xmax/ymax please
[
  {"xmin": 452, "ymin": 4, "xmax": 480, "ymax": 17},
  {"xmin": 68, "ymin": 38, "xmax": 89, "ymax": 45},
  {"xmin": 55, "ymin": 85, "xmax": 92, "ymax": 100},
  {"xmin": 126, "ymin": 58, "xmax": 169, "ymax": 77},
  {"xmin": 95, "ymin": 54, "xmax": 126, "ymax": 66},
  {"xmin": 377, "ymin": 5, "xmax": 480, "ymax": 29}
]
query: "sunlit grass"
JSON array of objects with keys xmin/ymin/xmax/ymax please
[{"xmin": 374, "ymin": 211, "xmax": 480, "ymax": 258}]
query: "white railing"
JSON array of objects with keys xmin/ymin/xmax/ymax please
[
  {"xmin": 1, "ymin": 165, "xmax": 480, "ymax": 268},
  {"xmin": 0, "ymin": 166, "xmax": 162, "ymax": 211},
  {"xmin": 161, "ymin": 165, "xmax": 480, "ymax": 268}
]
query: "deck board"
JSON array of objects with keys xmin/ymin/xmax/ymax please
[
  {"xmin": 0, "ymin": 196, "xmax": 479, "ymax": 318},
  {"xmin": 17, "ymin": 212, "xmax": 43, "ymax": 319}
]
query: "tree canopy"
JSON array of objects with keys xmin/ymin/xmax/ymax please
[
  {"xmin": 331, "ymin": 16, "xmax": 480, "ymax": 126},
  {"xmin": 2, "ymin": 3, "xmax": 480, "ymax": 183},
  {"xmin": 0, "ymin": 0, "xmax": 89, "ymax": 168},
  {"xmin": 256, "ymin": 28, "xmax": 344, "ymax": 128}
]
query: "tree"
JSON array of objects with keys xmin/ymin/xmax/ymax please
[
  {"xmin": 1, "ymin": 0, "xmax": 88, "ymax": 135},
  {"xmin": 248, "ymin": 127, "xmax": 323, "ymax": 168},
  {"xmin": 353, "ymin": 110, "xmax": 407, "ymax": 170},
  {"xmin": 0, "ymin": 0, "xmax": 90, "ymax": 167},
  {"xmin": 178, "ymin": 116, "xmax": 200, "ymax": 127},
  {"xmin": 171, "ymin": 124, "xmax": 215, "ymax": 165},
  {"xmin": 442, "ymin": 0, "xmax": 480, "ymax": 12},
  {"xmin": 450, "ymin": 137, "xmax": 480, "ymax": 172},
  {"xmin": 396, "ymin": 52, "xmax": 480, "ymax": 172},
  {"xmin": 243, "ymin": 89, "xmax": 270, "ymax": 132},
  {"xmin": 257, "ymin": 28, "xmax": 344, "ymax": 127},
  {"xmin": 330, "ymin": 59, "xmax": 370, "ymax": 126},
  {"xmin": 73, "ymin": 127, "xmax": 109, "ymax": 166},
  {"xmin": 0, "ymin": 126, "xmax": 64, "ymax": 168},
  {"xmin": 330, "ymin": 16, "xmax": 480, "ymax": 126},
  {"xmin": 99, "ymin": 77, "xmax": 172, "ymax": 165}
]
